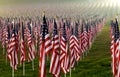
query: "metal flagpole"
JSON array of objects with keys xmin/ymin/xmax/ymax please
[
  {"xmin": 64, "ymin": 73, "xmax": 66, "ymax": 77},
  {"xmin": 23, "ymin": 62, "xmax": 25, "ymax": 76},
  {"xmin": 3, "ymin": 46, "xmax": 5, "ymax": 55},
  {"xmin": 6, "ymin": 50, "xmax": 7, "ymax": 65},
  {"xmin": 12, "ymin": 67, "xmax": 14, "ymax": 77},
  {"xmin": 32, "ymin": 60, "xmax": 34, "ymax": 71}
]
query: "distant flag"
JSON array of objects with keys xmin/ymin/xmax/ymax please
[
  {"xmin": 34, "ymin": 23, "xmax": 38, "ymax": 47},
  {"xmin": 80, "ymin": 23, "xmax": 86, "ymax": 53},
  {"xmin": 83, "ymin": 23, "xmax": 89, "ymax": 51},
  {"xmin": 74, "ymin": 23, "xmax": 81, "ymax": 61},
  {"xmin": 70, "ymin": 28, "xmax": 76, "ymax": 68},
  {"xmin": 60, "ymin": 22, "xmax": 68, "ymax": 73},
  {"xmin": 66, "ymin": 20, "xmax": 71, "ymax": 40},
  {"xmin": 7, "ymin": 25, "xmax": 11, "ymax": 58},
  {"xmin": 110, "ymin": 20, "xmax": 114, "ymax": 39},
  {"xmin": 26, "ymin": 22, "xmax": 35, "ymax": 62},
  {"xmin": 20, "ymin": 22, "xmax": 26, "ymax": 64},
  {"xmin": 8, "ymin": 26, "xmax": 18, "ymax": 70},
  {"xmin": 88, "ymin": 24, "xmax": 92, "ymax": 48},
  {"xmin": 49, "ymin": 19, "xmax": 60, "ymax": 77}
]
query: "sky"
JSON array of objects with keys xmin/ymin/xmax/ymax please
[
  {"xmin": 0, "ymin": 0, "xmax": 118, "ymax": 17},
  {"xmin": 0, "ymin": 0, "xmax": 96, "ymax": 5}
]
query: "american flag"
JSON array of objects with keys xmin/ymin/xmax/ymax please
[
  {"xmin": 49, "ymin": 19, "xmax": 60, "ymax": 76},
  {"xmin": 66, "ymin": 20, "xmax": 71, "ymax": 40},
  {"xmin": 0, "ymin": 28, "xmax": 2, "ymax": 42},
  {"xmin": 14, "ymin": 22, "xmax": 19, "ymax": 57},
  {"xmin": 86, "ymin": 23, "xmax": 90, "ymax": 49},
  {"xmin": 20, "ymin": 22, "xmax": 26, "ymax": 64},
  {"xmin": 110, "ymin": 20, "xmax": 115, "ymax": 54},
  {"xmin": 7, "ymin": 25, "xmax": 10, "ymax": 60},
  {"xmin": 88, "ymin": 24, "xmax": 92, "ymax": 48},
  {"xmin": 27, "ymin": 22, "xmax": 35, "ymax": 62},
  {"xmin": 110, "ymin": 19, "xmax": 119, "ymax": 77},
  {"xmin": 39, "ymin": 13, "xmax": 52, "ymax": 77},
  {"xmin": 38, "ymin": 24, "xmax": 43, "ymax": 56},
  {"xmin": 80, "ymin": 23, "xmax": 86, "ymax": 53},
  {"xmin": 111, "ymin": 35, "xmax": 116, "ymax": 77},
  {"xmin": 60, "ymin": 22, "xmax": 68, "ymax": 73},
  {"xmin": 110, "ymin": 20, "xmax": 114, "ymax": 39},
  {"xmin": 114, "ymin": 19, "xmax": 120, "ymax": 77},
  {"xmin": 70, "ymin": 28, "xmax": 75, "ymax": 68},
  {"xmin": 8, "ymin": 26, "xmax": 18, "ymax": 70},
  {"xmin": 74, "ymin": 24, "xmax": 81, "ymax": 61},
  {"xmin": 117, "ymin": 46, "xmax": 120, "ymax": 77},
  {"xmin": 41, "ymin": 16, "xmax": 52, "ymax": 55},
  {"xmin": 83, "ymin": 24, "xmax": 89, "ymax": 51},
  {"xmin": 2, "ymin": 26, "xmax": 6, "ymax": 48},
  {"xmin": 91, "ymin": 25, "xmax": 94, "ymax": 42},
  {"xmin": 5, "ymin": 26, "xmax": 8, "ymax": 46},
  {"xmin": 34, "ymin": 24, "xmax": 38, "ymax": 45}
]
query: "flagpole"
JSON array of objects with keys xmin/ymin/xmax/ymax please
[
  {"xmin": 36, "ymin": 41, "xmax": 37, "ymax": 53},
  {"xmin": 3, "ymin": 46, "xmax": 5, "ymax": 55},
  {"xmin": 69, "ymin": 48, "xmax": 72, "ymax": 77},
  {"xmin": 70, "ymin": 67, "xmax": 71, "ymax": 77},
  {"xmin": 6, "ymin": 48, "xmax": 7, "ymax": 65},
  {"xmin": 64, "ymin": 73, "xmax": 66, "ymax": 77},
  {"xmin": 32, "ymin": 60, "xmax": 34, "ymax": 71},
  {"xmin": 82, "ymin": 52, "xmax": 84, "ymax": 59},
  {"xmin": 70, "ymin": 52, "xmax": 72, "ymax": 77},
  {"xmin": 12, "ymin": 67, "xmax": 14, "ymax": 77},
  {"xmin": 77, "ymin": 60, "xmax": 78, "ymax": 66},
  {"xmin": 23, "ymin": 62, "xmax": 25, "ymax": 76},
  {"xmin": 86, "ymin": 50, "xmax": 88, "ymax": 56}
]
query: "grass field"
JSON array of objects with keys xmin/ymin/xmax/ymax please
[{"xmin": 0, "ymin": 21, "xmax": 113, "ymax": 77}]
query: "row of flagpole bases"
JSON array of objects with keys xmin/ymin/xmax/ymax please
[
  {"xmin": 2, "ymin": 45, "xmax": 35, "ymax": 77},
  {"xmin": 2, "ymin": 36, "xmax": 96, "ymax": 77},
  {"xmin": 2, "ymin": 44, "xmax": 91, "ymax": 77}
]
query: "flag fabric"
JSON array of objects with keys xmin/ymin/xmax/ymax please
[
  {"xmin": 2, "ymin": 26, "xmax": 6, "ymax": 48},
  {"xmin": 14, "ymin": 22, "xmax": 19, "ymax": 58},
  {"xmin": 5, "ymin": 26, "xmax": 8, "ymax": 47},
  {"xmin": 117, "ymin": 39, "xmax": 120, "ymax": 77},
  {"xmin": 70, "ymin": 28, "xmax": 76, "ymax": 68},
  {"xmin": 60, "ymin": 22, "xmax": 68, "ymax": 74},
  {"xmin": 8, "ymin": 27, "xmax": 18, "ymax": 70},
  {"xmin": 7, "ymin": 25, "xmax": 11, "ymax": 61},
  {"xmin": 39, "ymin": 13, "xmax": 52, "ymax": 77},
  {"xmin": 88, "ymin": 25, "xmax": 92, "ymax": 48},
  {"xmin": 80, "ymin": 24, "xmax": 86, "ymax": 53},
  {"xmin": 49, "ymin": 19, "xmax": 60, "ymax": 76},
  {"xmin": 83, "ymin": 26, "xmax": 89, "ymax": 51},
  {"xmin": 110, "ymin": 18, "xmax": 119, "ymax": 77},
  {"xmin": 33, "ymin": 23, "xmax": 38, "ymax": 46},
  {"xmin": 26, "ymin": 22, "xmax": 35, "ymax": 62},
  {"xmin": 74, "ymin": 23, "xmax": 81, "ymax": 61},
  {"xmin": 20, "ymin": 22, "xmax": 26, "ymax": 64}
]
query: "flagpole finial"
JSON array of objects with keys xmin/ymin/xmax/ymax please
[
  {"xmin": 54, "ymin": 15, "xmax": 57, "ymax": 20},
  {"xmin": 42, "ymin": 11, "xmax": 45, "ymax": 17}
]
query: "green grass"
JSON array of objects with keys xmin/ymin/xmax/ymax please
[{"xmin": 0, "ymin": 22, "xmax": 113, "ymax": 77}]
